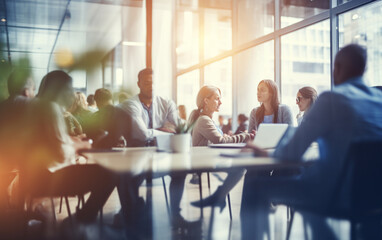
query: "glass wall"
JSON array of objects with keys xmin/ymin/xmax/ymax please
[
  {"xmin": 281, "ymin": 0, "xmax": 329, "ymax": 28},
  {"xmin": 177, "ymin": 70, "xmax": 200, "ymax": 119},
  {"xmin": 237, "ymin": 0, "xmax": 274, "ymax": 45},
  {"xmin": 204, "ymin": 57, "xmax": 232, "ymax": 119},
  {"xmin": 236, "ymin": 41, "xmax": 274, "ymax": 117},
  {"xmin": 281, "ymin": 20, "xmax": 331, "ymax": 123},
  {"xmin": 339, "ymin": 0, "xmax": 382, "ymax": 87}
]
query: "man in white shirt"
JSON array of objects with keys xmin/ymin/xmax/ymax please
[
  {"xmin": 119, "ymin": 68, "xmax": 187, "ymax": 229},
  {"xmin": 120, "ymin": 68, "xmax": 178, "ymax": 146}
]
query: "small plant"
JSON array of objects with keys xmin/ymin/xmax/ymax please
[{"xmin": 175, "ymin": 121, "xmax": 194, "ymax": 134}]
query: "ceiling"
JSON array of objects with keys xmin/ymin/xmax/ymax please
[{"xmin": 0, "ymin": 0, "xmax": 143, "ymax": 83}]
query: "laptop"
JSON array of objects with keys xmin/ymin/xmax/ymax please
[{"xmin": 253, "ymin": 123, "xmax": 289, "ymax": 149}]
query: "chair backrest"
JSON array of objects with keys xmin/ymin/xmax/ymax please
[{"xmin": 332, "ymin": 140, "xmax": 382, "ymax": 215}]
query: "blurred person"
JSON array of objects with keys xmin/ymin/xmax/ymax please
[
  {"xmin": 21, "ymin": 70, "xmax": 117, "ymax": 224},
  {"xmin": 296, "ymin": 87, "xmax": 318, "ymax": 126},
  {"xmin": 234, "ymin": 114, "xmax": 249, "ymax": 135},
  {"xmin": 188, "ymin": 86, "xmax": 254, "ymax": 209},
  {"xmin": 248, "ymin": 79, "xmax": 293, "ymax": 132},
  {"xmin": 240, "ymin": 44, "xmax": 382, "ymax": 239},
  {"xmin": 119, "ymin": 68, "xmax": 186, "ymax": 227},
  {"xmin": 218, "ymin": 115, "xmax": 225, "ymax": 130},
  {"xmin": 87, "ymin": 88, "xmax": 131, "ymax": 148},
  {"xmin": 118, "ymin": 92, "xmax": 130, "ymax": 104},
  {"xmin": 222, "ymin": 118, "xmax": 232, "ymax": 135},
  {"xmin": 178, "ymin": 105, "xmax": 187, "ymax": 121},
  {"xmin": 68, "ymin": 92, "xmax": 93, "ymax": 133},
  {"xmin": 86, "ymin": 94, "xmax": 97, "ymax": 112}
]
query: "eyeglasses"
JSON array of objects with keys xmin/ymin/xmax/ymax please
[{"xmin": 296, "ymin": 96, "xmax": 303, "ymax": 103}]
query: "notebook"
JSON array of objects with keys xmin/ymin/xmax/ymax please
[
  {"xmin": 209, "ymin": 143, "xmax": 247, "ymax": 149},
  {"xmin": 253, "ymin": 123, "xmax": 289, "ymax": 149}
]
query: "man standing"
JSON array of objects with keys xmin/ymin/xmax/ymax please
[
  {"xmin": 120, "ymin": 68, "xmax": 187, "ymax": 228},
  {"xmin": 240, "ymin": 44, "xmax": 382, "ymax": 239}
]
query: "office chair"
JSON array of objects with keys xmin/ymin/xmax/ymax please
[{"xmin": 286, "ymin": 140, "xmax": 382, "ymax": 240}]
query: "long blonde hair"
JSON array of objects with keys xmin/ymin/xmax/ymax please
[
  {"xmin": 68, "ymin": 92, "xmax": 88, "ymax": 114},
  {"xmin": 188, "ymin": 85, "xmax": 221, "ymax": 126}
]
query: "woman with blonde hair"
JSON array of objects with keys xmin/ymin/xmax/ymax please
[
  {"xmin": 189, "ymin": 85, "xmax": 254, "ymax": 209},
  {"xmin": 68, "ymin": 91, "xmax": 93, "ymax": 132}
]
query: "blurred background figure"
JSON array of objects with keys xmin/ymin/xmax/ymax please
[
  {"xmin": 222, "ymin": 117, "xmax": 232, "ymax": 135},
  {"xmin": 296, "ymin": 86, "xmax": 317, "ymax": 125},
  {"xmin": 68, "ymin": 92, "xmax": 93, "ymax": 132},
  {"xmin": 87, "ymin": 94, "xmax": 98, "ymax": 112},
  {"xmin": 118, "ymin": 92, "xmax": 130, "ymax": 104},
  {"xmin": 218, "ymin": 115, "xmax": 224, "ymax": 131},
  {"xmin": 234, "ymin": 114, "xmax": 249, "ymax": 134},
  {"xmin": 178, "ymin": 105, "xmax": 187, "ymax": 121}
]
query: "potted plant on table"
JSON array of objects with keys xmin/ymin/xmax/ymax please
[{"xmin": 170, "ymin": 121, "xmax": 194, "ymax": 153}]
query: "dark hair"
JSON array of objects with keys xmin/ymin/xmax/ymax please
[
  {"xmin": 94, "ymin": 88, "xmax": 112, "ymax": 106},
  {"xmin": 298, "ymin": 86, "xmax": 317, "ymax": 111},
  {"xmin": 238, "ymin": 114, "xmax": 248, "ymax": 123},
  {"xmin": 138, "ymin": 68, "xmax": 153, "ymax": 82},
  {"xmin": 37, "ymin": 70, "xmax": 72, "ymax": 103},
  {"xmin": 87, "ymin": 94, "xmax": 95, "ymax": 105},
  {"xmin": 337, "ymin": 44, "xmax": 367, "ymax": 77},
  {"xmin": 7, "ymin": 69, "xmax": 33, "ymax": 96},
  {"xmin": 255, "ymin": 79, "xmax": 280, "ymax": 127}
]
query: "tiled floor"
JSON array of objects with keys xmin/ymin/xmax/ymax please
[{"xmin": 26, "ymin": 173, "xmax": 352, "ymax": 240}]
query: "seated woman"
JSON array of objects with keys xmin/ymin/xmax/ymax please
[
  {"xmin": 189, "ymin": 86, "xmax": 254, "ymax": 209},
  {"xmin": 22, "ymin": 70, "xmax": 117, "ymax": 223},
  {"xmin": 248, "ymin": 79, "xmax": 293, "ymax": 132},
  {"xmin": 296, "ymin": 87, "xmax": 317, "ymax": 126},
  {"xmin": 68, "ymin": 91, "xmax": 93, "ymax": 132},
  {"xmin": 234, "ymin": 114, "xmax": 249, "ymax": 135}
]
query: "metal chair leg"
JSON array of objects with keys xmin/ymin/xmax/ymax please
[
  {"xmin": 227, "ymin": 193, "xmax": 232, "ymax": 220},
  {"xmin": 59, "ymin": 196, "xmax": 63, "ymax": 213},
  {"xmin": 198, "ymin": 172, "xmax": 203, "ymax": 218},
  {"xmin": 65, "ymin": 196, "xmax": 72, "ymax": 219},
  {"xmin": 286, "ymin": 208, "xmax": 295, "ymax": 240},
  {"xmin": 162, "ymin": 176, "xmax": 171, "ymax": 216},
  {"xmin": 207, "ymin": 172, "xmax": 211, "ymax": 190}
]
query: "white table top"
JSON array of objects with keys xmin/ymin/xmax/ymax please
[{"xmin": 82, "ymin": 146, "xmax": 317, "ymax": 176}]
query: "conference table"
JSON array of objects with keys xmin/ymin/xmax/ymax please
[{"xmin": 81, "ymin": 145, "xmax": 317, "ymax": 239}]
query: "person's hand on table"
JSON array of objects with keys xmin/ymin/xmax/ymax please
[
  {"xmin": 242, "ymin": 140, "xmax": 269, "ymax": 157},
  {"xmin": 157, "ymin": 127, "xmax": 176, "ymax": 134},
  {"xmin": 71, "ymin": 135, "xmax": 92, "ymax": 153}
]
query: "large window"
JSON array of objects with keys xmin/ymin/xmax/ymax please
[
  {"xmin": 237, "ymin": 0, "xmax": 274, "ymax": 45},
  {"xmin": 204, "ymin": 57, "xmax": 232, "ymax": 118},
  {"xmin": 236, "ymin": 41, "xmax": 274, "ymax": 117},
  {"xmin": 204, "ymin": 8, "xmax": 232, "ymax": 59},
  {"xmin": 281, "ymin": 0, "xmax": 329, "ymax": 28},
  {"xmin": 176, "ymin": 10, "xmax": 199, "ymax": 70},
  {"xmin": 339, "ymin": 0, "xmax": 382, "ymax": 86},
  {"xmin": 281, "ymin": 20, "xmax": 331, "ymax": 124},
  {"xmin": 177, "ymin": 70, "xmax": 200, "ymax": 119}
]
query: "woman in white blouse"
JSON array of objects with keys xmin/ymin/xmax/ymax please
[{"xmin": 296, "ymin": 86, "xmax": 317, "ymax": 125}]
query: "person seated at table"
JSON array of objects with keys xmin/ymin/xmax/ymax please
[
  {"xmin": 21, "ymin": 70, "xmax": 117, "ymax": 224},
  {"xmin": 120, "ymin": 68, "xmax": 179, "ymax": 146},
  {"xmin": 240, "ymin": 44, "xmax": 382, "ymax": 239},
  {"xmin": 119, "ymin": 68, "xmax": 186, "ymax": 226},
  {"xmin": 234, "ymin": 113, "xmax": 249, "ymax": 135},
  {"xmin": 86, "ymin": 94, "xmax": 98, "ymax": 112},
  {"xmin": 189, "ymin": 85, "xmax": 254, "ymax": 210},
  {"xmin": 68, "ymin": 91, "xmax": 93, "ymax": 131},
  {"xmin": 296, "ymin": 86, "xmax": 317, "ymax": 126},
  {"xmin": 248, "ymin": 79, "xmax": 293, "ymax": 132},
  {"xmin": 86, "ymin": 88, "xmax": 131, "ymax": 148}
]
